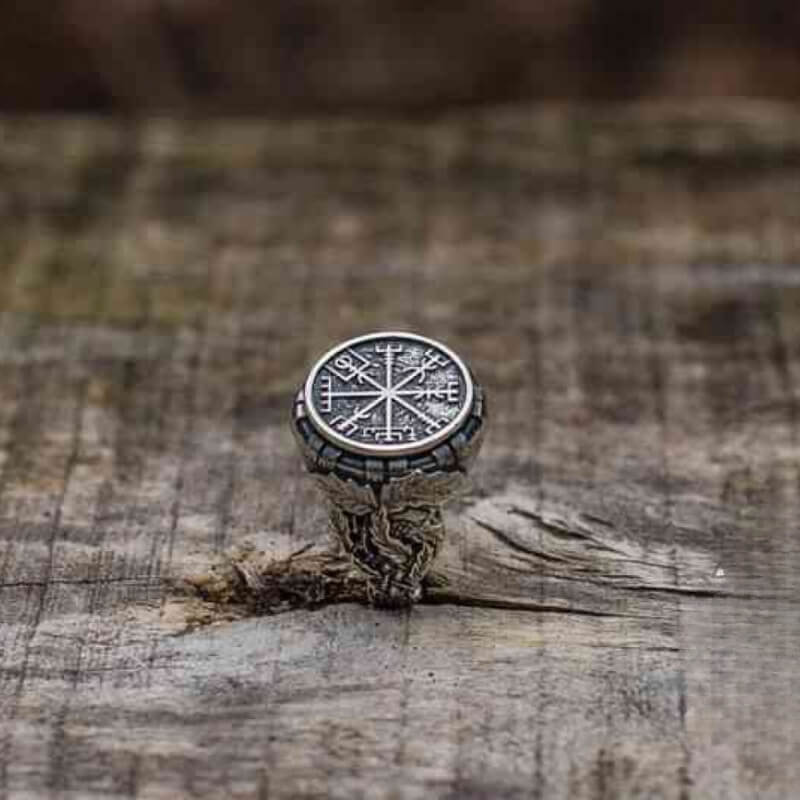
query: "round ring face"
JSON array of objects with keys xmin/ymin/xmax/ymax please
[{"xmin": 304, "ymin": 332, "xmax": 474, "ymax": 457}]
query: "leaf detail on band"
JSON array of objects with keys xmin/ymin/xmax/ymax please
[
  {"xmin": 381, "ymin": 469, "xmax": 467, "ymax": 509},
  {"xmin": 313, "ymin": 473, "xmax": 379, "ymax": 515}
]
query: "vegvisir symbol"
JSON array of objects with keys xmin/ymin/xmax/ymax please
[{"xmin": 311, "ymin": 335, "xmax": 468, "ymax": 449}]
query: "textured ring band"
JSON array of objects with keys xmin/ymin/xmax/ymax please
[{"xmin": 291, "ymin": 331, "xmax": 486, "ymax": 606}]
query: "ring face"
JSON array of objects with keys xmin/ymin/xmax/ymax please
[{"xmin": 304, "ymin": 331, "xmax": 474, "ymax": 457}]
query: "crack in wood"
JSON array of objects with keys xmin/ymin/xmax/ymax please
[
  {"xmin": 472, "ymin": 517, "xmax": 574, "ymax": 565},
  {"xmin": 0, "ymin": 577, "xmax": 160, "ymax": 590}
]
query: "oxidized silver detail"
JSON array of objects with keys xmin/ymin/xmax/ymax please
[{"xmin": 304, "ymin": 332, "xmax": 474, "ymax": 457}]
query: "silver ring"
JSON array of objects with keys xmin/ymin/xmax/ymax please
[{"xmin": 291, "ymin": 331, "xmax": 486, "ymax": 606}]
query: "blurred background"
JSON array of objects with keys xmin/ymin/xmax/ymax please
[{"xmin": 3, "ymin": 0, "xmax": 800, "ymax": 114}]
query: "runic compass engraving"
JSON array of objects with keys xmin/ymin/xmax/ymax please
[{"xmin": 305, "ymin": 332, "xmax": 474, "ymax": 456}]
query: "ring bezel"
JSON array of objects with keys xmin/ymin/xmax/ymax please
[{"xmin": 303, "ymin": 331, "xmax": 475, "ymax": 458}]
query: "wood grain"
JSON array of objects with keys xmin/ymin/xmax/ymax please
[{"xmin": 1, "ymin": 106, "xmax": 799, "ymax": 799}]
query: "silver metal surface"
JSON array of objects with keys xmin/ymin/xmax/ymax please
[
  {"xmin": 304, "ymin": 331, "xmax": 474, "ymax": 457},
  {"xmin": 292, "ymin": 330, "xmax": 486, "ymax": 606}
]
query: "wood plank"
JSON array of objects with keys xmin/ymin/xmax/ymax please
[{"xmin": 0, "ymin": 106, "xmax": 799, "ymax": 799}]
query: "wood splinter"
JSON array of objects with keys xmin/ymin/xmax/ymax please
[{"xmin": 180, "ymin": 543, "xmax": 449, "ymax": 621}]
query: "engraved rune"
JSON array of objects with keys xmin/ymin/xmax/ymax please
[
  {"xmin": 326, "ymin": 349, "xmax": 379, "ymax": 385},
  {"xmin": 410, "ymin": 381, "xmax": 460, "ymax": 403},
  {"xmin": 396, "ymin": 349, "xmax": 449, "ymax": 386}
]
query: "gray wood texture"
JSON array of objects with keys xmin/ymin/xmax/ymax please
[{"xmin": 1, "ymin": 106, "xmax": 799, "ymax": 799}]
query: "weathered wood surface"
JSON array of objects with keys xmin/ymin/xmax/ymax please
[{"xmin": 1, "ymin": 106, "xmax": 800, "ymax": 799}]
